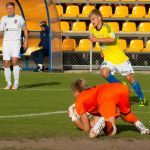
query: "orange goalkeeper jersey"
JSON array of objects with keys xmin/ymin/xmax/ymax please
[{"xmin": 75, "ymin": 83, "xmax": 130, "ymax": 118}]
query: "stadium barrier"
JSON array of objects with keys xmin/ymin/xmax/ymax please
[{"xmin": 62, "ymin": 31, "xmax": 150, "ymax": 72}]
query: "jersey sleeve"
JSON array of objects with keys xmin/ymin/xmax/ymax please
[
  {"xmin": 104, "ymin": 24, "xmax": 116, "ymax": 39},
  {"xmin": 19, "ymin": 16, "xmax": 26, "ymax": 29},
  {"xmin": 75, "ymin": 98, "xmax": 86, "ymax": 116},
  {"xmin": 0, "ymin": 17, "xmax": 4, "ymax": 32}
]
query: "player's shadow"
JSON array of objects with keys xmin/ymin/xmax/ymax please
[
  {"xmin": 20, "ymin": 82, "xmax": 61, "ymax": 89},
  {"xmin": 130, "ymin": 96, "xmax": 138, "ymax": 105},
  {"xmin": 117, "ymin": 124, "xmax": 138, "ymax": 134}
]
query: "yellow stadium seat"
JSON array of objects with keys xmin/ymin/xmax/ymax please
[
  {"xmin": 126, "ymin": 40, "xmax": 143, "ymax": 52},
  {"xmin": 62, "ymin": 39, "xmax": 76, "ymax": 51},
  {"xmin": 52, "ymin": 38, "xmax": 62, "ymax": 51},
  {"xmin": 93, "ymin": 42, "xmax": 101, "ymax": 51},
  {"xmin": 24, "ymin": 47, "xmax": 42, "ymax": 56},
  {"xmin": 75, "ymin": 39, "xmax": 91, "ymax": 51},
  {"xmin": 107, "ymin": 22, "xmax": 119, "ymax": 32},
  {"xmin": 145, "ymin": 8, "xmax": 150, "ymax": 18},
  {"xmin": 118, "ymin": 39, "xmax": 127, "ymax": 51},
  {"xmin": 60, "ymin": 21, "xmax": 70, "ymax": 31},
  {"xmin": 63, "ymin": 5, "xmax": 79, "ymax": 17},
  {"xmin": 138, "ymin": 22, "xmax": 150, "ymax": 32},
  {"xmin": 105, "ymin": 0, "xmax": 119, "ymax": 1},
  {"xmin": 138, "ymin": 0, "xmax": 149, "ymax": 1},
  {"xmin": 56, "ymin": 5, "xmax": 63, "ymax": 17},
  {"xmin": 99, "ymin": 6, "xmax": 112, "ymax": 18},
  {"xmin": 26, "ymin": 21, "xmax": 41, "ymax": 31},
  {"xmin": 122, "ymin": 0, "xmax": 136, "ymax": 1},
  {"xmin": 89, "ymin": 0, "xmax": 103, "ymax": 1},
  {"xmin": 112, "ymin": 6, "xmax": 128, "ymax": 18},
  {"xmin": 28, "ymin": 38, "xmax": 40, "ymax": 47},
  {"xmin": 88, "ymin": 23, "xmax": 94, "ymax": 31},
  {"xmin": 72, "ymin": 22, "xmax": 86, "ymax": 31},
  {"xmin": 122, "ymin": 22, "xmax": 136, "ymax": 32},
  {"xmin": 79, "ymin": 5, "xmax": 95, "ymax": 17},
  {"xmin": 143, "ymin": 40, "xmax": 150, "ymax": 52},
  {"xmin": 25, "ymin": 38, "xmax": 41, "ymax": 56},
  {"xmin": 129, "ymin": 6, "xmax": 146, "ymax": 18}
]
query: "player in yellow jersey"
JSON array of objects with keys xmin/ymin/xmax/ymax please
[{"xmin": 89, "ymin": 9, "xmax": 146, "ymax": 106}]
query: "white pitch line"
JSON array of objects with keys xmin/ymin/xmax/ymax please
[
  {"xmin": 0, "ymin": 110, "xmax": 149, "ymax": 119},
  {"xmin": 0, "ymin": 111, "xmax": 67, "ymax": 119}
]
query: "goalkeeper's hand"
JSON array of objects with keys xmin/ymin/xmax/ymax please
[{"xmin": 68, "ymin": 103, "xmax": 80, "ymax": 122}]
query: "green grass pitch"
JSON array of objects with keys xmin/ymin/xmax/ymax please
[{"xmin": 0, "ymin": 71, "xmax": 149, "ymax": 140}]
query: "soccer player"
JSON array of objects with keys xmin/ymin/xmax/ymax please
[
  {"xmin": 0, "ymin": 2, "xmax": 28, "ymax": 90},
  {"xmin": 68, "ymin": 103, "xmax": 117, "ymax": 137},
  {"xmin": 89, "ymin": 9, "xmax": 146, "ymax": 106},
  {"xmin": 71, "ymin": 79, "xmax": 149, "ymax": 138}
]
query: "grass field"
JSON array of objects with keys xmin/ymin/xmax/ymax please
[{"xmin": 0, "ymin": 71, "xmax": 150, "ymax": 140}]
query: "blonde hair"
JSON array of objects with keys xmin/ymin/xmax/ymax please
[
  {"xmin": 71, "ymin": 79, "xmax": 88, "ymax": 93},
  {"xmin": 89, "ymin": 9, "xmax": 103, "ymax": 19}
]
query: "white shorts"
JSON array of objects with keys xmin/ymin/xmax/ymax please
[
  {"xmin": 2, "ymin": 40, "xmax": 21, "ymax": 60},
  {"xmin": 101, "ymin": 60, "xmax": 134, "ymax": 76}
]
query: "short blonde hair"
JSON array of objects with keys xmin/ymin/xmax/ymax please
[{"xmin": 89, "ymin": 9, "xmax": 102, "ymax": 18}]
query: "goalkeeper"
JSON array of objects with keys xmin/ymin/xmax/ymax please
[{"xmin": 69, "ymin": 79, "xmax": 149, "ymax": 138}]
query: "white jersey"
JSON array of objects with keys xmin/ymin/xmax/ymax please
[{"xmin": 0, "ymin": 15, "xmax": 26, "ymax": 41}]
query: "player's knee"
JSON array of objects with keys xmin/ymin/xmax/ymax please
[
  {"xmin": 101, "ymin": 69, "xmax": 109, "ymax": 79},
  {"xmin": 3, "ymin": 61, "xmax": 10, "ymax": 68}
]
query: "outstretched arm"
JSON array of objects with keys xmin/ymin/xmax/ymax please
[
  {"xmin": 80, "ymin": 113, "xmax": 91, "ymax": 133},
  {"xmin": 89, "ymin": 36, "xmax": 115, "ymax": 44}
]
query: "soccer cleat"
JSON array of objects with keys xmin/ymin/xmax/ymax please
[
  {"xmin": 3, "ymin": 85, "xmax": 11, "ymax": 90},
  {"xmin": 89, "ymin": 117, "xmax": 105, "ymax": 138},
  {"xmin": 138, "ymin": 97, "xmax": 147, "ymax": 107},
  {"xmin": 11, "ymin": 85, "xmax": 18, "ymax": 90},
  {"xmin": 135, "ymin": 121, "xmax": 150, "ymax": 135},
  {"xmin": 33, "ymin": 66, "xmax": 44, "ymax": 72},
  {"xmin": 122, "ymin": 82, "xmax": 127, "ymax": 86}
]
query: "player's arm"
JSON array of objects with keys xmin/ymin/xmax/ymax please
[
  {"xmin": 20, "ymin": 16, "xmax": 28, "ymax": 50},
  {"xmin": 90, "ymin": 24, "xmax": 115, "ymax": 44},
  {"xmin": 23, "ymin": 26, "xmax": 28, "ymax": 50},
  {"xmin": 90, "ymin": 36, "xmax": 115, "ymax": 44},
  {"xmin": 0, "ymin": 18, "xmax": 4, "ymax": 37},
  {"xmin": 80, "ymin": 113, "xmax": 91, "ymax": 133}
]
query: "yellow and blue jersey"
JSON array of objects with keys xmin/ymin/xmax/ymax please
[{"xmin": 91, "ymin": 23, "xmax": 129, "ymax": 64}]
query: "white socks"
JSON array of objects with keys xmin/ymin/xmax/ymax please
[
  {"xmin": 4, "ymin": 68, "xmax": 11, "ymax": 86},
  {"xmin": 13, "ymin": 65, "xmax": 20, "ymax": 86}
]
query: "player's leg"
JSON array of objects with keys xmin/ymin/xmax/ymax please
[
  {"xmin": 31, "ymin": 50, "xmax": 44, "ymax": 72},
  {"xmin": 101, "ymin": 61, "xmax": 121, "ymax": 83},
  {"xmin": 125, "ymin": 73, "xmax": 146, "ymax": 106},
  {"xmin": 118, "ymin": 86, "xmax": 149, "ymax": 134},
  {"xmin": 3, "ymin": 60, "xmax": 11, "ymax": 89},
  {"xmin": 116, "ymin": 60, "xmax": 146, "ymax": 106},
  {"xmin": 2, "ymin": 41, "xmax": 12, "ymax": 89},
  {"xmin": 12, "ymin": 57, "xmax": 20, "ymax": 90},
  {"xmin": 11, "ymin": 40, "xmax": 21, "ymax": 90}
]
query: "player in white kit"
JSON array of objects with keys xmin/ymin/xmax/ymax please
[{"xmin": 0, "ymin": 2, "xmax": 28, "ymax": 90}]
